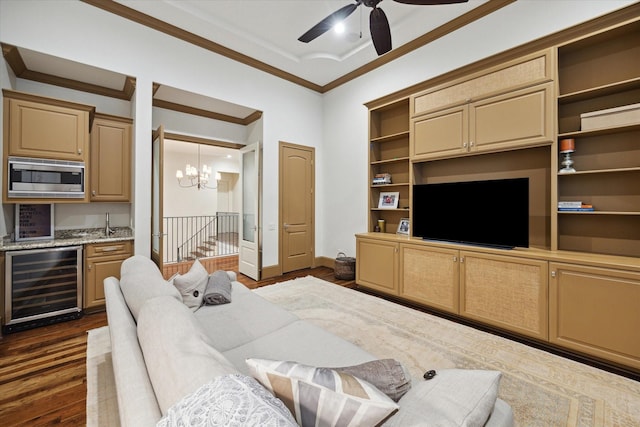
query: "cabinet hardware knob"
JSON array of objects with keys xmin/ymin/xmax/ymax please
[
  {"xmin": 463, "ymin": 142, "xmax": 468, "ymax": 148},
  {"xmin": 88, "ymin": 264, "xmax": 92, "ymax": 270},
  {"xmin": 92, "ymin": 190, "xmax": 96, "ymax": 196},
  {"xmin": 551, "ymin": 271, "xmax": 556, "ymax": 278},
  {"xmin": 453, "ymin": 256, "xmax": 458, "ymax": 262},
  {"xmin": 460, "ymin": 256, "xmax": 465, "ymax": 263},
  {"xmin": 469, "ymin": 141, "xmax": 474, "ymax": 147},
  {"xmin": 78, "ymin": 149, "xmax": 82, "ymax": 154}
]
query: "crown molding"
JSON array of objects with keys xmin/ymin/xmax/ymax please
[{"xmin": 81, "ymin": 0, "xmax": 512, "ymax": 94}]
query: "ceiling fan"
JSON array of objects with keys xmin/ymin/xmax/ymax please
[{"xmin": 298, "ymin": 0, "xmax": 469, "ymax": 56}]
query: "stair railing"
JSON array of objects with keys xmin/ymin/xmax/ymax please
[{"xmin": 163, "ymin": 213, "xmax": 239, "ymax": 263}]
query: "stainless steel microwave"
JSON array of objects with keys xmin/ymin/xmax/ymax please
[{"xmin": 7, "ymin": 156, "xmax": 85, "ymax": 199}]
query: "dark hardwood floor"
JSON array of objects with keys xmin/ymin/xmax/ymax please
[{"xmin": 0, "ymin": 266, "xmax": 351, "ymax": 426}]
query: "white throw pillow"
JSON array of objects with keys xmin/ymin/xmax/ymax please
[
  {"xmin": 173, "ymin": 259, "xmax": 208, "ymax": 311},
  {"xmin": 157, "ymin": 374, "xmax": 298, "ymax": 427},
  {"xmin": 246, "ymin": 358, "xmax": 399, "ymax": 427},
  {"xmin": 382, "ymin": 369, "xmax": 502, "ymax": 427}
]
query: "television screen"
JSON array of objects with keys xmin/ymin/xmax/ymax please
[{"xmin": 412, "ymin": 178, "xmax": 529, "ymax": 249}]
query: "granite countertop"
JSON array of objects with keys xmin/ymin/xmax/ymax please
[{"xmin": 0, "ymin": 227, "xmax": 134, "ymax": 251}]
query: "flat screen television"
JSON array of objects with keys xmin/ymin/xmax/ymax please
[{"xmin": 412, "ymin": 178, "xmax": 529, "ymax": 249}]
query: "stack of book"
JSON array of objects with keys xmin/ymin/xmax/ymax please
[
  {"xmin": 558, "ymin": 201, "xmax": 594, "ymax": 211},
  {"xmin": 372, "ymin": 173, "xmax": 392, "ymax": 185}
]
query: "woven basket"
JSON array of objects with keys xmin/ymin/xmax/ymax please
[{"xmin": 335, "ymin": 252, "xmax": 356, "ymax": 280}]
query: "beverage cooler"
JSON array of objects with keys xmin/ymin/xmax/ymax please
[{"xmin": 4, "ymin": 246, "xmax": 82, "ymax": 333}]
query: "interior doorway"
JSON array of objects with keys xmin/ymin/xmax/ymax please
[{"xmin": 279, "ymin": 141, "xmax": 315, "ymax": 274}]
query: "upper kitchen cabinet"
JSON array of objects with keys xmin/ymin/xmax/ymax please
[
  {"xmin": 3, "ymin": 90, "xmax": 94, "ymax": 162},
  {"xmin": 90, "ymin": 113, "xmax": 132, "ymax": 202}
]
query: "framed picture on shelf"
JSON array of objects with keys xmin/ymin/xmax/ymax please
[
  {"xmin": 378, "ymin": 191, "xmax": 399, "ymax": 209},
  {"xmin": 397, "ymin": 218, "xmax": 410, "ymax": 235}
]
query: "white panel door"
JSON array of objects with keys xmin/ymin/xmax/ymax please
[{"xmin": 239, "ymin": 142, "xmax": 261, "ymax": 280}]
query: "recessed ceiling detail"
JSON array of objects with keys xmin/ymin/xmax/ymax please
[{"xmin": 1, "ymin": 43, "xmax": 136, "ymax": 100}]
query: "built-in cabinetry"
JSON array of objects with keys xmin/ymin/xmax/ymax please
[
  {"xmin": 368, "ymin": 99, "xmax": 410, "ymax": 235},
  {"xmin": 460, "ymin": 251, "xmax": 548, "ymax": 340},
  {"xmin": 360, "ymin": 15, "xmax": 640, "ymax": 373},
  {"xmin": 90, "ymin": 113, "xmax": 132, "ymax": 202},
  {"xmin": 2, "ymin": 90, "xmax": 94, "ymax": 162},
  {"xmin": 411, "ymin": 49, "xmax": 554, "ymax": 160},
  {"xmin": 549, "ymin": 262, "xmax": 640, "ymax": 370},
  {"xmin": 2, "ymin": 90, "xmax": 133, "ymax": 204},
  {"xmin": 355, "ymin": 236, "xmax": 399, "ymax": 295},
  {"xmin": 84, "ymin": 240, "xmax": 133, "ymax": 310},
  {"xmin": 362, "ymin": 237, "xmax": 549, "ymax": 340},
  {"xmin": 412, "ymin": 83, "xmax": 553, "ymax": 160},
  {"xmin": 555, "ymin": 21, "xmax": 640, "ymax": 258}
]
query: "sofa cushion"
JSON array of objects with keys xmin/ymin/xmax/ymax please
[
  {"xmin": 382, "ymin": 369, "xmax": 502, "ymax": 427},
  {"xmin": 157, "ymin": 374, "xmax": 298, "ymax": 427},
  {"xmin": 247, "ymin": 358, "xmax": 399, "ymax": 427},
  {"xmin": 119, "ymin": 255, "xmax": 182, "ymax": 322},
  {"xmin": 222, "ymin": 320, "xmax": 376, "ymax": 374},
  {"xmin": 137, "ymin": 295, "xmax": 238, "ymax": 414},
  {"xmin": 173, "ymin": 259, "xmax": 208, "ymax": 311},
  {"xmin": 194, "ymin": 283, "xmax": 298, "ymax": 352}
]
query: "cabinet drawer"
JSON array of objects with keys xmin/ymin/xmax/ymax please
[{"xmin": 85, "ymin": 240, "xmax": 133, "ymax": 258}]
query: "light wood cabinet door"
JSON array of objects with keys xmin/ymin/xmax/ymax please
[
  {"xmin": 356, "ymin": 237, "xmax": 399, "ymax": 295},
  {"xmin": 84, "ymin": 241, "xmax": 133, "ymax": 310},
  {"xmin": 7, "ymin": 97, "xmax": 90, "ymax": 162},
  {"xmin": 460, "ymin": 251, "xmax": 548, "ymax": 340},
  {"xmin": 400, "ymin": 244, "xmax": 459, "ymax": 313},
  {"xmin": 469, "ymin": 82, "xmax": 553, "ymax": 153},
  {"xmin": 90, "ymin": 115, "xmax": 132, "ymax": 202},
  {"xmin": 549, "ymin": 262, "xmax": 640, "ymax": 370},
  {"xmin": 411, "ymin": 105, "xmax": 468, "ymax": 160}
]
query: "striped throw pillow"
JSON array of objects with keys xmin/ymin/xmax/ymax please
[{"xmin": 246, "ymin": 358, "xmax": 399, "ymax": 427}]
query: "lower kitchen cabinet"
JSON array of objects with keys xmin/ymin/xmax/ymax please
[
  {"xmin": 460, "ymin": 252, "xmax": 548, "ymax": 340},
  {"xmin": 84, "ymin": 241, "xmax": 133, "ymax": 310},
  {"xmin": 549, "ymin": 263, "xmax": 640, "ymax": 370},
  {"xmin": 356, "ymin": 237, "xmax": 399, "ymax": 295}
]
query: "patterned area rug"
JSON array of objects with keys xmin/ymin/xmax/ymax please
[{"xmin": 254, "ymin": 276, "xmax": 640, "ymax": 427}]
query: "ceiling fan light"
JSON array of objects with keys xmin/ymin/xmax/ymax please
[{"xmin": 334, "ymin": 21, "xmax": 346, "ymax": 34}]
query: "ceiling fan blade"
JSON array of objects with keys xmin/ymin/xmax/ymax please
[
  {"xmin": 298, "ymin": 3, "xmax": 360, "ymax": 43},
  {"xmin": 370, "ymin": 7, "xmax": 392, "ymax": 56},
  {"xmin": 393, "ymin": 0, "xmax": 469, "ymax": 4}
]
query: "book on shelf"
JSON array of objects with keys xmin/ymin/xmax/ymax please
[
  {"xmin": 372, "ymin": 173, "xmax": 392, "ymax": 185},
  {"xmin": 558, "ymin": 201, "xmax": 582, "ymax": 208},
  {"xmin": 558, "ymin": 207, "xmax": 594, "ymax": 212}
]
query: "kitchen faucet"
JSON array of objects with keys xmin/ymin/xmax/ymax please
[{"xmin": 105, "ymin": 212, "xmax": 114, "ymax": 236}]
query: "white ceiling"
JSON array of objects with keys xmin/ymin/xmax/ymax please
[{"xmin": 113, "ymin": 0, "xmax": 489, "ymax": 87}]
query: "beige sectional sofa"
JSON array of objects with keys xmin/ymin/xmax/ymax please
[{"xmin": 103, "ymin": 255, "xmax": 514, "ymax": 426}]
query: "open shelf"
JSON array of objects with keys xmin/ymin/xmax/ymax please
[{"xmin": 369, "ymin": 99, "xmax": 411, "ymax": 234}]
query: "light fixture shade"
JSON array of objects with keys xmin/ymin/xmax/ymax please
[{"xmin": 176, "ymin": 170, "xmax": 183, "ymax": 179}]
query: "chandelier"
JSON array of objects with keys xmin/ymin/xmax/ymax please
[{"xmin": 175, "ymin": 144, "xmax": 221, "ymax": 190}]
